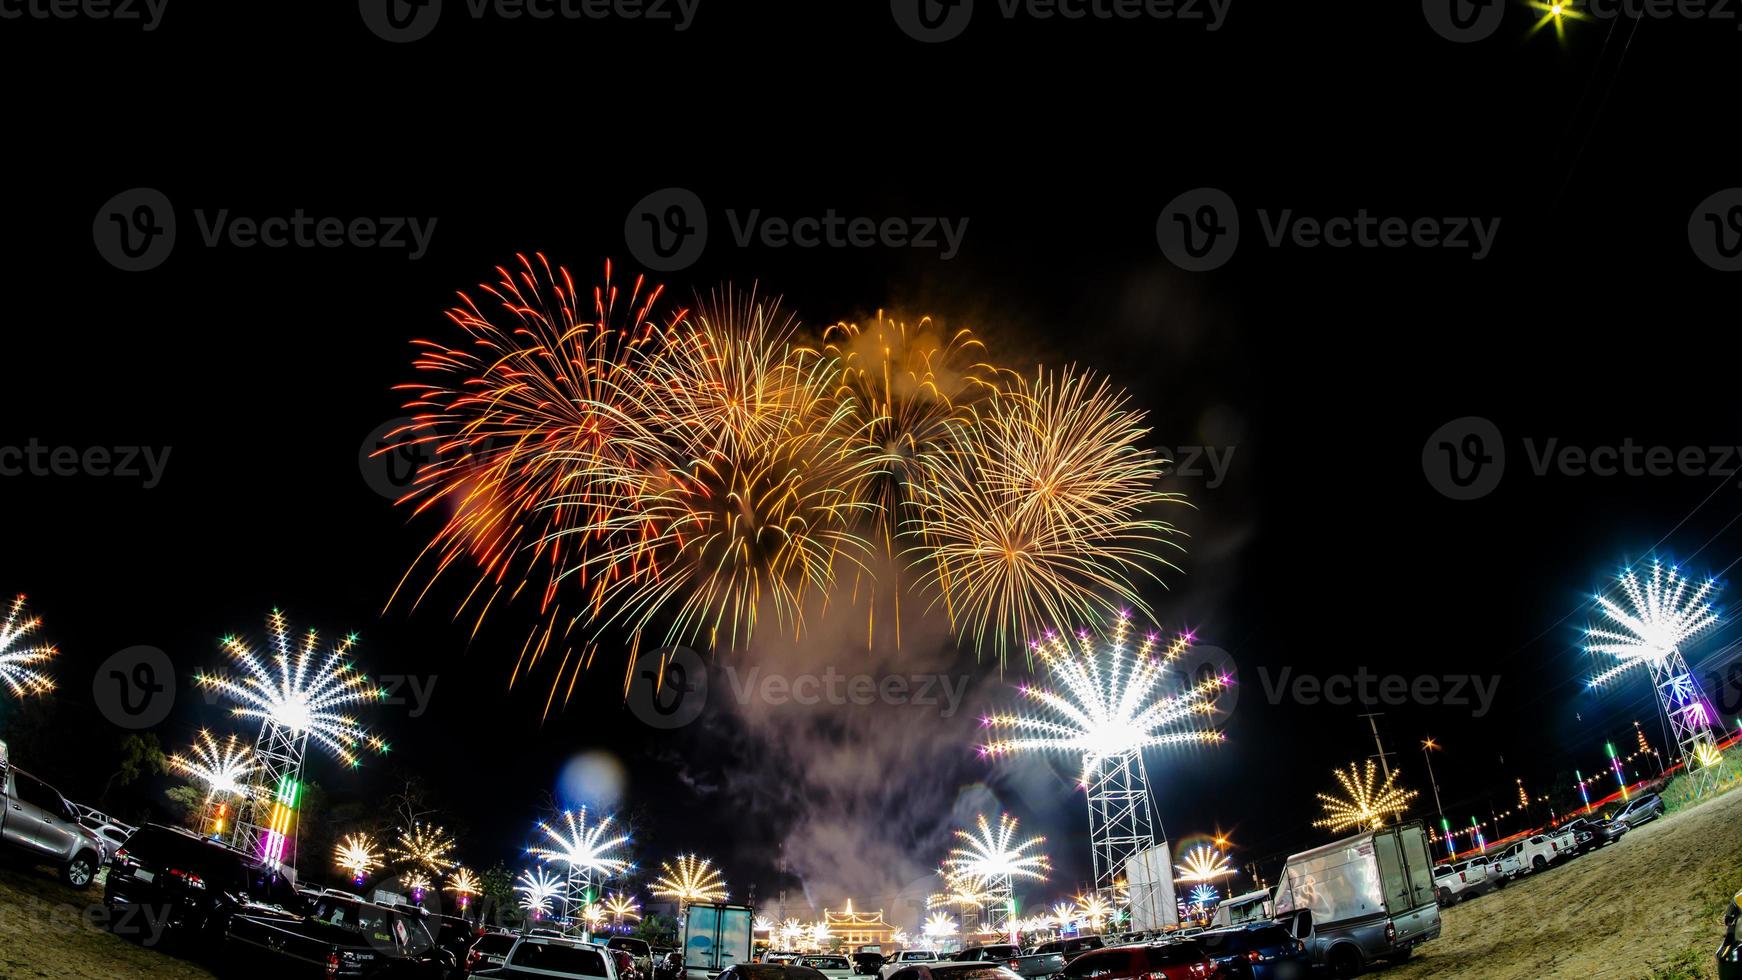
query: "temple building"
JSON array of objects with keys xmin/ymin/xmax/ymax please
[{"xmin": 824, "ymin": 901, "xmax": 895, "ymax": 947}]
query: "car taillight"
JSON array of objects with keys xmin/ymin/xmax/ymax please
[
  {"xmin": 1385, "ymin": 922, "xmax": 1396, "ymax": 944},
  {"xmin": 113, "ymin": 848, "xmax": 129, "ymax": 865},
  {"xmin": 166, "ymin": 868, "xmax": 205, "ymax": 890},
  {"xmin": 1247, "ymin": 950, "xmax": 1263, "ymax": 963},
  {"xmin": 1010, "ymin": 962, "xmax": 1021, "ymax": 970},
  {"xmin": 326, "ymin": 951, "xmax": 341, "ymax": 977}
]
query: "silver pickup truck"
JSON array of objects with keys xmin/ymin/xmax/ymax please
[
  {"xmin": 954, "ymin": 944, "xmax": 1065, "ymax": 979},
  {"xmin": 0, "ymin": 743, "xmax": 108, "ymax": 887}
]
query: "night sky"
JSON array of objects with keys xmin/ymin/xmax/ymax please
[{"xmin": 3, "ymin": 0, "xmax": 1738, "ymax": 930}]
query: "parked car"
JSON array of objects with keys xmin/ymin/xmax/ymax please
[
  {"xmin": 1055, "ymin": 942, "xmax": 1217, "ymax": 980},
  {"xmin": 1456, "ymin": 857, "xmax": 1504, "ymax": 891},
  {"xmin": 802, "ymin": 954, "xmax": 855, "ymax": 980},
  {"xmin": 881, "ymin": 965, "xmax": 1026, "ymax": 980},
  {"xmin": 879, "ymin": 950, "xmax": 940, "ymax": 979},
  {"xmin": 852, "ymin": 949, "xmax": 886, "ymax": 975},
  {"xmin": 1546, "ymin": 825, "xmax": 1578, "ymax": 858},
  {"xmin": 472, "ymin": 935, "xmax": 619, "ymax": 979},
  {"xmin": 0, "ymin": 755, "xmax": 107, "ymax": 888},
  {"xmin": 1612, "ymin": 793, "xmax": 1665, "ymax": 828},
  {"xmin": 471, "ymin": 931, "xmax": 519, "ymax": 973},
  {"xmin": 1196, "ymin": 923, "xmax": 1311, "ymax": 980},
  {"xmin": 1210, "ymin": 890, "xmax": 1275, "ymax": 929},
  {"xmin": 1432, "ymin": 864, "xmax": 1478, "ymax": 905},
  {"xmin": 1561, "ymin": 816, "xmax": 1628, "ymax": 850},
  {"xmin": 105, "ymin": 823, "xmax": 302, "ymax": 945},
  {"xmin": 225, "ymin": 892, "xmax": 451, "ymax": 977},
  {"xmin": 612, "ymin": 948, "xmax": 641, "ymax": 980},
  {"xmin": 653, "ymin": 950, "xmax": 685, "ymax": 980},
  {"xmin": 1027, "ymin": 936, "xmax": 1104, "ymax": 959},
  {"xmin": 1719, "ymin": 884, "xmax": 1740, "ymax": 980},
  {"xmin": 714, "ymin": 966, "xmax": 828, "ymax": 980},
  {"xmin": 71, "ymin": 804, "xmax": 137, "ymax": 852},
  {"xmin": 1494, "ymin": 834, "xmax": 1560, "ymax": 879},
  {"xmin": 610, "ymin": 935, "xmax": 656, "ymax": 980},
  {"xmin": 954, "ymin": 944, "xmax": 1063, "ymax": 979}
]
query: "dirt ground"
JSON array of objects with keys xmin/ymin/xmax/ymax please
[
  {"xmin": 0, "ymin": 860, "xmax": 216, "ymax": 980},
  {"xmin": 1384, "ymin": 785, "xmax": 1742, "ymax": 980}
]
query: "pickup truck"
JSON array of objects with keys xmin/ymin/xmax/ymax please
[
  {"xmin": 954, "ymin": 943, "xmax": 1065, "ymax": 979},
  {"xmin": 0, "ymin": 744, "xmax": 107, "ymax": 888},
  {"xmin": 224, "ymin": 892, "xmax": 452, "ymax": 977},
  {"xmin": 1495, "ymin": 834, "xmax": 1560, "ymax": 878}
]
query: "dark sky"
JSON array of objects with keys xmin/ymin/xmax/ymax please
[{"xmin": 3, "ymin": 0, "xmax": 1739, "ymax": 930}]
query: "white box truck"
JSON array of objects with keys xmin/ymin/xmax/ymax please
[
  {"xmin": 1272, "ymin": 820, "xmax": 1442, "ymax": 976},
  {"xmin": 685, "ymin": 903, "xmax": 754, "ymax": 980}
]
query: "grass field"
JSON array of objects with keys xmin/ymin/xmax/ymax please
[
  {"xmin": 0, "ymin": 860, "xmax": 215, "ymax": 979},
  {"xmin": 1386, "ymin": 782, "xmax": 1742, "ymax": 980}
]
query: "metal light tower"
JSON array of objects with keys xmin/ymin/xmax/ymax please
[
  {"xmin": 196, "ymin": 611, "xmax": 386, "ymax": 867},
  {"xmin": 982, "ymin": 615, "xmax": 1227, "ymax": 921},
  {"xmin": 1586, "ymin": 562, "xmax": 1726, "ymax": 798}
]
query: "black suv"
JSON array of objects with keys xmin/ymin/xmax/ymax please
[{"xmin": 104, "ymin": 823, "xmax": 304, "ymax": 948}]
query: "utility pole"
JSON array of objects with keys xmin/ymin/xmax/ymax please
[
  {"xmin": 1358, "ymin": 712, "xmax": 1398, "ymax": 779},
  {"xmin": 1420, "ymin": 737, "xmax": 1446, "ymax": 825}
]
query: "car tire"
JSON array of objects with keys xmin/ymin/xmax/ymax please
[
  {"xmin": 1532, "ymin": 856, "xmax": 1548, "ymax": 872},
  {"xmin": 1327, "ymin": 944, "xmax": 1363, "ymax": 978},
  {"xmin": 62, "ymin": 850, "xmax": 98, "ymax": 889}
]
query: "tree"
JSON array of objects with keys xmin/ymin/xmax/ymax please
[
  {"xmin": 477, "ymin": 861, "xmax": 524, "ymax": 930},
  {"xmin": 101, "ymin": 733, "xmax": 166, "ymax": 805},
  {"xmin": 636, "ymin": 912, "xmax": 678, "ymax": 946},
  {"xmin": 163, "ymin": 785, "xmax": 205, "ymax": 829}
]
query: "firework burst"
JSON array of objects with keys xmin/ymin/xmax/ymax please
[
  {"xmin": 0, "ymin": 594, "xmax": 56, "ymax": 698},
  {"xmin": 910, "ymin": 367, "xmax": 1182, "ymax": 663},
  {"xmin": 517, "ymin": 867, "xmax": 567, "ymax": 917},
  {"xmin": 1073, "ymin": 892, "xmax": 1112, "ymax": 930},
  {"xmin": 447, "ymin": 866, "xmax": 482, "ymax": 903},
  {"xmin": 1313, "ymin": 761, "xmax": 1418, "ymax": 833},
  {"xmin": 922, "ymin": 911, "xmax": 958, "ymax": 938},
  {"xmin": 194, "ymin": 610, "xmax": 388, "ymax": 767},
  {"xmin": 392, "ymin": 820, "xmax": 458, "ymax": 875},
  {"xmin": 1173, "ymin": 844, "xmax": 1234, "ymax": 883},
  {"xmin": 651, "ymin": 853, "xmax": 728, "ymax": 905},
  {"xmin": 605, "ymin": 892, "xmax": 641, "ymax": 924},
  {"xmin": 981, "ymin": 613, "xmax": 1226, "ymax": 783},
  {"xmin": 528, "ymin": 807, "xmax": 630, "ymax": 881},
  {"xmin": 1585, "ymin": 562, "xmax": 1719, "ymax": 688},
  {"xmin": 944, "ymin": 812, "xmax": 1050, "ymax": 884},
  {"xmin": 167, "ymin": 730, "xmax": 258, "ymax": 798},
  {"xmin": 335, "ymin": 833, "xmax": 381, "ymax": 881},
  {"xmin": 577, "ymin": 290, "xmax": 877, "ymax": 651}
]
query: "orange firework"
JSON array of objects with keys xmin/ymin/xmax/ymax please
[
  {"xmin": 909, "ymin": 365, "xmax": 1182, "ymax": 664},
  {"xmin": 386, "ymin": 254, "xmax": 686, "ymax": 709}
]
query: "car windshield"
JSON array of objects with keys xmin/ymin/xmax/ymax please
[
  {"xmin": 805, "ymin": 957, "xmax": 849, "ymax": 968},
  {"xmin": 508, "ymin": 941, "xmax": 612, "ymax": 976},
  {"xmin": 476, "ymin": 934, "xmax": 516, "ymax": 954},
  {"xmin": 979, "ymin": 946, "xmax": 1018, "ymax": 959},
  {"xmin": 902, "ymin": 952, "xmax": 936, "ymax": 961},
  {"xmin": 611, "ymin": 938, "xmax": 651, "ymax": 954}
]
